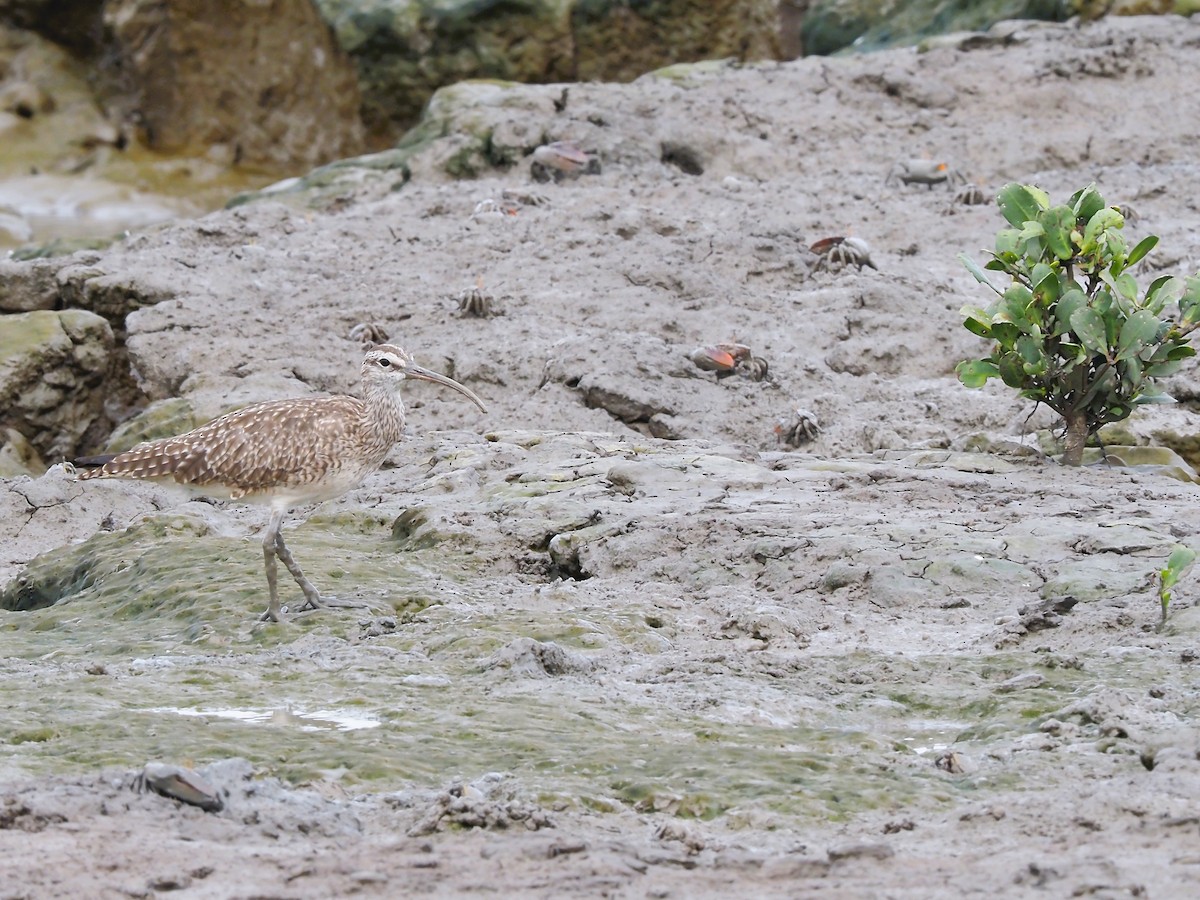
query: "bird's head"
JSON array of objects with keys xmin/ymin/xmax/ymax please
[{"xmin": 364, "ymin": 344, "xmax": 487, "ymax": 412}]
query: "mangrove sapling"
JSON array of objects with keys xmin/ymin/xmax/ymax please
[
  {"xmin": 957, "ymin": 183, "xmax": 1200, "ymax": 466},
  {"xmin": 1156, "ymin": 545, "xmax": 1195, "ymax": 631}
]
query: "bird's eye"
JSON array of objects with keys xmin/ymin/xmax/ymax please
[{"xmin": 379, "ymin": 358, "xmax": 391, "ymax": 368}]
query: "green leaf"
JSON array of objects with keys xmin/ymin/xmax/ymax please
[
  {"xmin": 1118, "ymin": 355, "xmax": 1143, "ymax": 388},
  {"xmin": 1132, "ymin": 390, "xmax": 1176, "ymax": 405},
  {"xmin": 1115, "ymin": 310, "xmax": 1160, "ymax": 361},
  {"xmin": 994, "ymin": 229, "xmax": 1021, "ymax": 256},
  {"xmin": 1114, "ymin": 271, "xmax": 1138, "ymax": 301},
  {"xmin": 1143, "ymin": 274, "xmax": 1180, "ymax": 314},
  {"xmin": 961, "ymin": 307, "xmax": 993, "ymax": 337},
  {"xmin": 958, "ymin": 253, "xmax": 1000, "ymax": 293},
  {"xmin": 1168, "ymin": 344, "xmax": 1196, "ymax": 361},
  {"xmin": 996, "ymin": 284, "xmax": 1037, "ymax": 335},
  {"xmin": 1053, "ymin": 287, "xmax": 1088, "ymax": 336},
  {"xmin": 1039, "ymin": 205, "xmax": 1075, "ymax": 260},
  {"xmin": 1126, "ymin": 235, "xmax": 1158, "ymax": 268},
  {"xmin": 1144, "ymin": 360, "xmax": 1185, "ymax": 378},
  {"xmin": 1179, "ymin": 276, "xmax": 1200, "ymax": 328},
  {"xmin": 1070, "ymin": 184, "xmax": 1105, "ymax": 222},
  {"xmin": 1082, "ymin": 207, "xmax": 1124, "ymax": 252},
  {"xmin": 1015, "ymin": 334, "xmax": 1047, "ymax": 375},
  {"xmin": 1162, "ymin": 546, "xmax": 1197, "ymax": 591},
  {"xmin": 956, "ymin": 359, "xmax": 999, "ymax": 388},
  {"xmin": 991, "ymin": 322, "xmax": 1021, "ymax": 348},
  {"xmin": 1070, "ymin": 306, "xmax": 1109, "ymax": 355},
  {"xmin": 1030, "ymin": 262, "xmax": 1060, "ymax": 302},
  {"xmin": 998, "ymin": 183, "xmax": 1048, "ymax": 228},
  {"xmin": 1057, "ymin": 340, "xmax": 1087, "ymax": 367},
  {"xmin": 1018, "ymin": 220, "xmax": 1046, "ymax": 242},
  {"xmin": 998, "ymin": 352, "xmax": 1027, "ymax": 388}
]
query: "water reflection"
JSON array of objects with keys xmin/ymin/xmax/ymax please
[{"xmin": 150, "ymin": 706, "xmax": 380, "ymax": 732}]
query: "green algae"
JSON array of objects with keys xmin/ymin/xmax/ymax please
[
  {"xmin": 3, "ymin": 496, "xmax": 1194, "ymax": 825},
  {"xmin": 0, "ymin": 599, "xmax": 1188, "ymax": 822}
]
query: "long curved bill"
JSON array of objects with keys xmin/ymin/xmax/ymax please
[{"xmin": 407, "ymin": 364, "xmax": 488, "ymax": 413}]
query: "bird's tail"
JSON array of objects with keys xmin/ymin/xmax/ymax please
[{"xmin": 73, "ymin": 454, "xmax": 118, "ymax": 469}]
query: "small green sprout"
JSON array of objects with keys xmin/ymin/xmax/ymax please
[{"xmin": 1157, "ymin": 545, "xmax": 1195, "ymax": 630}]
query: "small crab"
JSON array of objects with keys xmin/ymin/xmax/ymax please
[
  {"xmin": 501, "ymin": 187, "xmax": 550, "ymax": 208},
  {"xmin": 349, "ymin": 322, "xmax": 389, "ymax": 348},
  {"xmin": 457, "ymin": 277, "xmax": 496, "ymax": 318},
  {"xmin": 934, "ymin": 750, "xmax": 969, "ymax": 775},
  {"xmin": 470, "ymin": 198, "xmax": 519, "ymax": 222},
  {"xmin": 886, "ymin": 159, "xmax": 966, "ymax": 190},
  {"xmin": 689, "ymin": 343, "xmax": 769, "ymax": 382},
  {"xmin": 133, "ymin": 762, "xmax": 224, "ymax": 812},
  {"xmin": 738, "ymin": 355, "xmax": 769, "ymax": 382},
  {"xmin": 954, "ymin": 183, "xmax": 988, "ymax": 205},
  {"xmin": 530, "ymin": 140, "xmax": 600, "ymax": 183},
  {"xmin": 774, "ymin": 408, "xmax": 820, "ymax": 447},
  {"xmin": 810, "ymin": 236, "xmax": 877, "ymax": 272},
  {"xmin": 943, "ymin": 183, "xmax": 990, "ymax": 214},
  {"xmin": 690, "ymin": 342, "xmax": 748, "ymax": 376}
]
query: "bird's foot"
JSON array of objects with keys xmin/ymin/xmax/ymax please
[{"xmin": 296, "ymin": 595, "xmax": 371, "ymax": 613}]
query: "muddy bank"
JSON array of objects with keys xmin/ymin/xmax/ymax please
[{"xmin": 2, "ymin": 14, "xmax": 1200, "ymax": 899}]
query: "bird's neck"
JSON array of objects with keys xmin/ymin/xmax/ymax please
[{"xmin": 361, "ymin": 378, "xmax": 407, "ymax": 447}]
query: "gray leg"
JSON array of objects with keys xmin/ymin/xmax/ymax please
[
  {"xmin": 259, "ymin": 510, "xmax": 286, "ymax": 622},
  {"xmin": 276, "ymin": 528, "xmax": 368, "ymax": 613},
  {"xmin": 259, "ymin": 511, "xmax": 368, "ymax": 618},
  {"xmin": 272, "ymin": 528, "xmax": 324, "ymax": 611}
]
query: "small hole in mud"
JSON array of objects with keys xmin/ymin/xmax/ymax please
[{"xmin": 660, "ymin": 142, "xmax": 704, "ymax": 176}]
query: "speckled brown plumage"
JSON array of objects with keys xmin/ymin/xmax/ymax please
[
  {"xmin": 76, "ymin": 344, "xmax": 487, "ymax": 622},
  {"xmin": 80, "ymin": 395, "xmax": 395, "ymax": 502}
]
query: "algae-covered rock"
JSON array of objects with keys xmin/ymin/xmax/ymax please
[
  {"xmin": 0, "ymin": 308, "xmax": 114, "ymax": 461},
  {"xmin": 1083, "ymin": 445, "xmax": 1200, "ymax": 484},
  {"xmin": 316, "ymin": 0, "xmax": 781, "ymax": 143},
  {"xmin": 0, "ymin": 426, "xmax": 45, "ymax": 477},
  {"xmin": 0, "ymin": 514, "xmax": 214, "ymax": 613},
  {"xmin": 318, "ymin": 0, "xmax": 576, "ymax": 141},
  {"xmin": 571, "ymin": 0, "xmax": 780, "ymax": 82},
  {"xmin": 801, "ymin": 0, "xmax": 1068, "ymax": 56},
  {"xmin": 100, "ymin": 397, "xmax": 200, "ymax": 453}
]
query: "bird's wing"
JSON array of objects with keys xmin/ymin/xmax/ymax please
[{"xmin": 86, "ymin": 397, "xmax": 366, "ymax": 494}]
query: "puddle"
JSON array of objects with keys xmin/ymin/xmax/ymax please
[
  {"xmin": 150, "ymin": 706, "xmax": 380, "ymax": 732},
  {"xmin": 904, "ymin": 720, "xmax": 970, "ymax": 755}
]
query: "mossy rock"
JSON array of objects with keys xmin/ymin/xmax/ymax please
[{"xmin": 802, "ymin": 0, "xmax": 1069, "ymax": 56}]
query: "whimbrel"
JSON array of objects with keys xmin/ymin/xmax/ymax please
[{"xmin": 75, "ymin": 344, "xmax": 487, "ymax": 622}]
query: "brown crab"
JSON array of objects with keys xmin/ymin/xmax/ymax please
[
  {"xmin": 689, "ymin": 343, "xmax": 769, "ymax": 382},
  {"xmin": 133, "ymin": 762, "xmax": 224, "ymax": 812},
  {"xmin": 530, "ymin": 140, "xmax": 600, "ymax": 183}
]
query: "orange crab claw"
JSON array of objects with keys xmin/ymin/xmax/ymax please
[{"xmin": 810, "ymin": 236, "xmax": 847, "ymax": 253}]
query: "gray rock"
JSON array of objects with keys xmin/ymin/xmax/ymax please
[
  {"xmin": 0, "ymin": 309, "xmax": 113, "ymax": 460},
  {"xmin": 99, "ymin": 0, "xmax": 364, "ymax": 169},
  {"xmin": 0, "ymin": 258, "xmax": 62, "ymax": 312}
]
